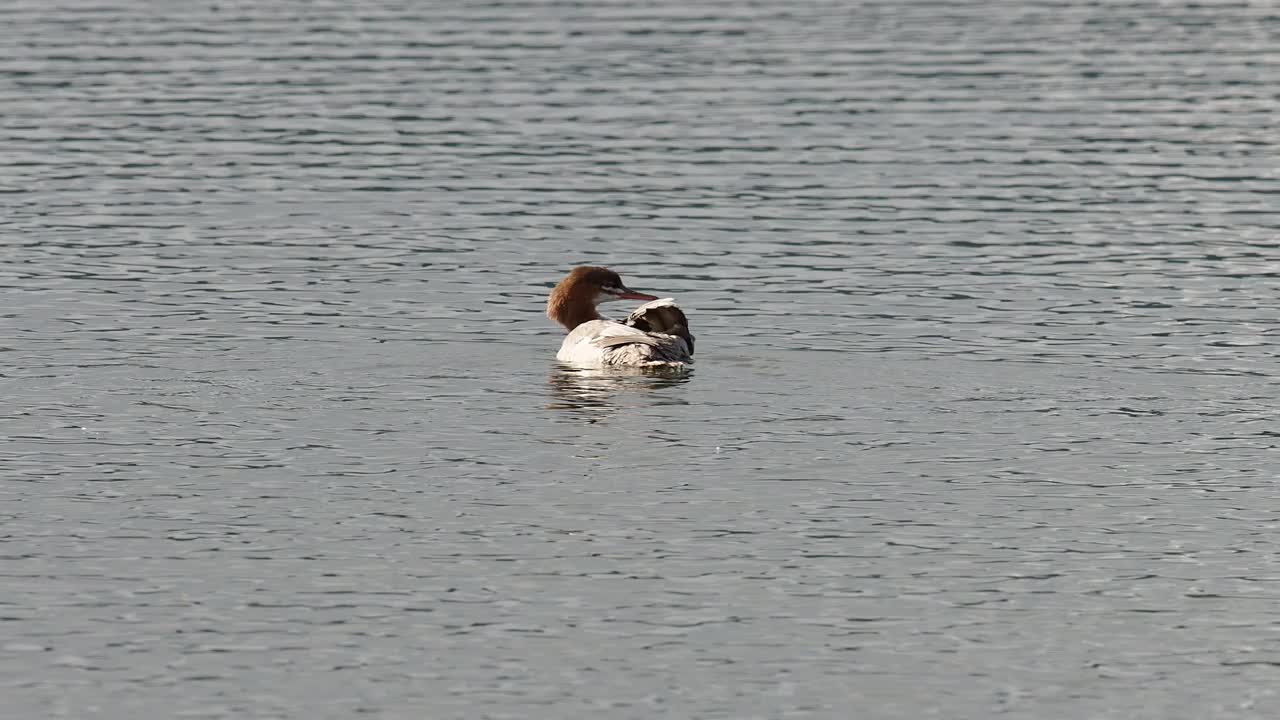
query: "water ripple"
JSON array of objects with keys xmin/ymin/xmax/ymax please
[{"xmin": 4, "ymin": 1, "xmax": 1280, "ymax": 718}]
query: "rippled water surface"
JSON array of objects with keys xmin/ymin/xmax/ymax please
[{"xmin": 4, "ymin": 0, "xmax": 1280, "ymax": 717}]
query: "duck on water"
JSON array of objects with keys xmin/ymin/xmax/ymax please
[{"xmin": 546, "ymin": 266, "xmax": 695, "ymax": 367}]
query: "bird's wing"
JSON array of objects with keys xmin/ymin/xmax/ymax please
[
  {"xmin": 588, "ymin": 321, "xmax": 661, "ymax": 348},
  {"xmin": 623, "ymin": 298, "xmax": 694, "ymax": 355}
]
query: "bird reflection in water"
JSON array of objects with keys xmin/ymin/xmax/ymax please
[{"xmin": 547, "ymin": 364, "xmax": 692, "ymax": 422}]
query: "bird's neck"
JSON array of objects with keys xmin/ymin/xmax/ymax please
[{"xmin": 547, "ymin": 290, "xmax": 601, "ymax": 331}]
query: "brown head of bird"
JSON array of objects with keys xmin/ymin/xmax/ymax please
[{"xmin": 546, "ymin": 266, "xmax": 659, "ymax": 331}]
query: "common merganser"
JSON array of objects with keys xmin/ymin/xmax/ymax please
[{"xmin": 547, "ymin": 266, "xmax": 695, "ymax": 367}]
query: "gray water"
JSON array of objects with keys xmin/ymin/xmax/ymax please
[{"xmin": 3, "ymin": 0, "xmax": 1279, "ymax": 718}]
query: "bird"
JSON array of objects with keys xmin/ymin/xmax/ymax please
[{"xmin": 546, "ymin": 266, "xmax": 695, "ymax": 367}]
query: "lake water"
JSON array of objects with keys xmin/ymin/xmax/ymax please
[{"xmin": 3, "ymin": 0, "xmax": 1279, "ymax": 717}]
